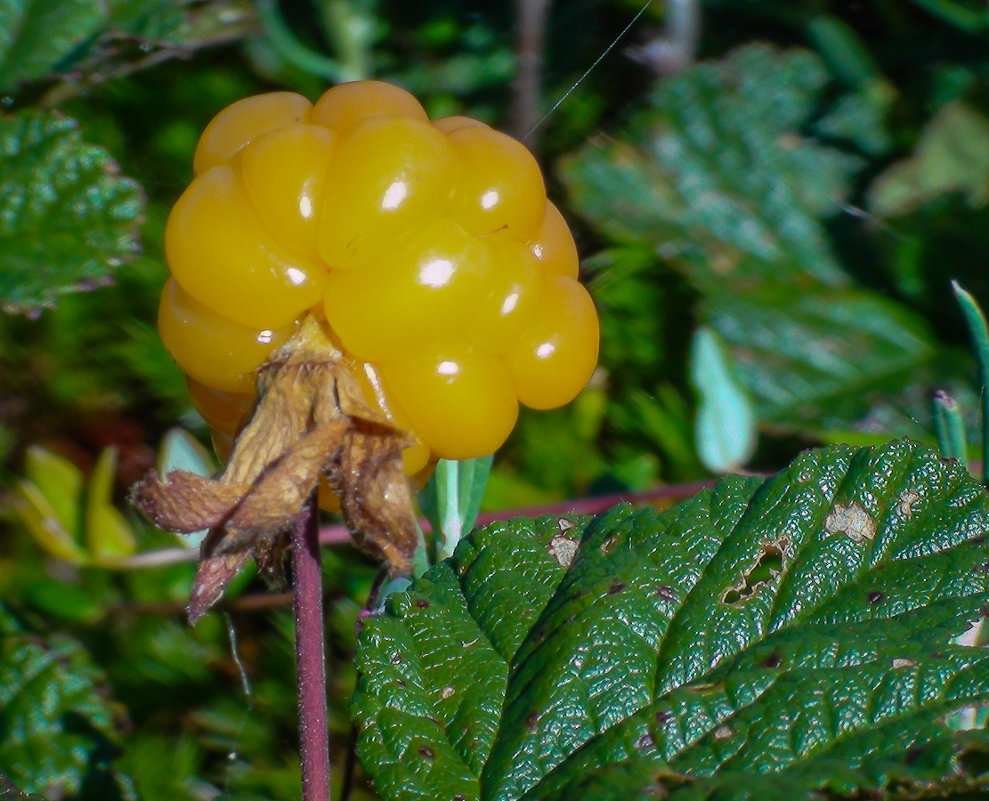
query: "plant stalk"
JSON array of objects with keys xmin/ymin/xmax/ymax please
[
  {"xmin": 293, "ymin": 494, "xmax": 331, "ymax": 801},
  {"xmin": 952, "ymin": 282, "xmax": 989, "ymax": 485},
  {"xmin": 932, "ymin": 389, "xmax": 967, "ymax": 465}
]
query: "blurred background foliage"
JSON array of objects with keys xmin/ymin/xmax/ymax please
[{"xmin": 1, "ymin": 0, "xmax": 989, "ymax": 798}]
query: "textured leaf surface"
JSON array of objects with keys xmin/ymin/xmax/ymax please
[
  {"xmin": 0, "ymin": 0, "xmax": 190, "ymax": 90},
  {"xmin": 561, "ymin": 44, "xmax": 938, "ymax": 433},
  {"xmin": 353, "ymin": 439, "xmax": 989, "ymax": 801},
  {"xmin": 0, "ymin": 111, "xmax": 143, "ymax": 313},
  {"xmin": 869, "ymin": 102, "xmax": 989, "ymax": 216},
  {"xmin": 0, "ymin": 606, "xmax": 131, "ymax": 798},
  {"xmin": 0, "ymin": 0, "xmax": 105, "ymax": 88}
]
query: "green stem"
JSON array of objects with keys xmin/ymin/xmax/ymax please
[
  {"xmin": 909, "ymin": 0, "xmax": 988, "ymax": 31},
  {"xmin": 322, "ymin": 0, "xmax": 376, "ymax": 81},
  {"xmin": 931, "ymin": 389, "xmax": 968, "ymax": 465},
  {"xmin": 952, "ymin": 281, "xmax": 989, "ymax": 484},
  {"xmin": 257, "ymin": 0, "xmax": 347, "ymax": 80}
]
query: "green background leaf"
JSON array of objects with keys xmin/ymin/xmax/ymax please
[
  {"xmin": 0, "ymin": 111, "xmax": 143, "ymax": 313},
  {"xmin": 354, "ymin": 440, "xmax": 989, "ymax": 801},
  {"xmin": 562, "ymin": 44, "xmax": 941, "ymax": 439},
  {"xmin": 0, "ymin": 605, "xmax": 133, "ymax": 799}
]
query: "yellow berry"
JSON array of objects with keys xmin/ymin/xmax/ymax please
[
  {"xmin": 163, "ymin": 82, "xmax": 600, "ymax": 467},
  {"xmin": 504, "ymin": 278, "xmax": 599, "ymax": 409},
  {"xmin": 530, "ymin": 201, "xmax": 580, "ymax": 279},
  {"xmin": 377, "ymin": 348, "xmax": 518, "ymax": 460},
  {"xmin": 193, "ymin": 92, "xmax": 311, "ymax": 175},
  {"xmin": 447, "ymin": 125, "xmax": 545, "ymax": 241},
  {"xmin": 185, "ymin": 378, "xmax": 256, "ymax": 436},
  {"xmin": 235, "ymin": 123, "xmax": 337, "ymax": 258},
  {"xmin": 432, "ymin": 115, "xmax": 487, "ymax": 134},
  {"xmin": 323, "ymin": 218, "xmax": 494, "ymax": 361},
  {"xmin": 166, "ymin": 165, "xmax": 328, "ymax": 329},
  {"xmin": 312, "ymin": 80, "xmax": 427, "ymax": 133},
  {"xmin": 158, "ymin": 279, "xmax": 294, "ymax": 393},
  {"xmin": 317, "ymin": 117, "xmax": 457, "ymax": 269}
]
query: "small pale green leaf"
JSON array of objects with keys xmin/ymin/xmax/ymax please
[
  {"xmin": 0, "ymin": 605, "xmax": 131, "ymax": 798},
  {"xmin": 354, "ymin": 439, "xmax": 989, "ymax": 801},
  {"xmin": 869, "ymin": 102, "xmax": 989, "ymax": 216},
  {"xmin": 420, "ymin": 456, "xmax": 493, "ymax": 560},
  {"xmin": 84, "ymin": 447, "xmax": 136, "ymax": 563},
  {"xmin": 158, "ymin": 427, "xmax": 216, "ymax": 478},
  {"xmin": 157, "ymin": 428, "xmax": 216, "ymax": 549},
  {"xmin": 12, "ymin": 480, "xmax": 87, "ymax": 563},
  {"xmin": 0, "ymin": 111, "xmax": 143, "ymax": 314},
  {"xmin": 23, "ymin": 444, "xmax": 83, "ymax": 535},
  {"xmin": 689, "ymin": 327, "xmax": 756, "ymax": 473}
]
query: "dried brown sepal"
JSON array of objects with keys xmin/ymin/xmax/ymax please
[{"xmin": 130, "ymin": 316, "xmax": 421, "ymax": 623}]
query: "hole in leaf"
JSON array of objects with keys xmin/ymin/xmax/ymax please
[{"xmin": 721, "ymin": 545, "xmax": 784, "ymax": 605}]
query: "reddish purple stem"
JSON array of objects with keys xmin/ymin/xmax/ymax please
[
  {"xmin": 293, "ymin": 494, "xmax": 331, "ymax": 801},
  {"xmin": 317, "ymin": 479, "xmax": 719, "ymax": 547}
]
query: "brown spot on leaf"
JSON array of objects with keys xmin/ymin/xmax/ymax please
[
  {"xmin": 824, "ymin": 502, "xmax": 875, "ymax": 543},
  {"xmin": 547, "ymin": 533, "xmax": 578, "ymax": 568},
  {"xmin": 415, "ymin": 598, "xmax": 430, "ymax": 609},
  {"xmin": 609, "ymin": 581, "xmax": 626, "ymax": 594},
  {"xmin": 868, "ymin": 591, "xmax": 884, "ymax": 604},
  {"xmin": 655, "ymin": 585, "xmax": 675, "ymax": 600},
  {"xmin": 761, "ymin": 652, "xmax": 782, "ymax": 669},
  {"xmin": 418, "ymin": 745, "xmax": 435, "ymax": 760},
  {"xmin": 526, "ymin": 712, "xmax": 540, "ymax": 731},
  {"xmin": 712, "ymin": 724, "xmax": 734, "ymax": 741},
  {"xmin": 636, "ymin": 733, "xmax": 655, "ymax": 749}
]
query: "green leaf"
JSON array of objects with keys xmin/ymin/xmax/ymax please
[
  {"xmin": 420, "ymin": 456, "xmax": 494, "ymax": 560},
  {"xmin": 157, "ymin": 428, "xmax": 217, "ymax": 549},
  {"xmin": 0, "ymin": 0, "xmax": 105, "ymax": 88},
  {"xmin": 12, "ymin": 479, "xmax": 87, "ymax": 563},
  {"xmin": 563, "ymin": 44, "xmax": 860, "ymax": 288},
  {"xmin": 561, "ymin": 44, "xmax": 938, "ymax": 436},
  {"xmin": 0, "ymin": 111, "xmax": 143, "ymax": 314},
  {"xmin": 869, "ymin": 102, "xmax": 989, "ymax": 217},
  {"xmin": 23, "ymin": 444, "xmax": 83, "ymax": 535},
  {"xmin": 704, "ymin": 283, "xmax": 936, "ymax": 431},
  {"xmin": 0, "ymin": 0, "xmax": 204, "ymax": 92},
  {"xmin": 84, "ymin": 447, "xmax": 137, "ymax": 564},
  {"xmin": 689, "ymin": 326, "xmax": 756, "ymax": 473},
  {"xmin": 353, "ymin": 439, "xmax": 989, "ymax": 801},
  {"xmin": 0, "ymin": 605, "xmax": 132, "ymax": 798}
]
